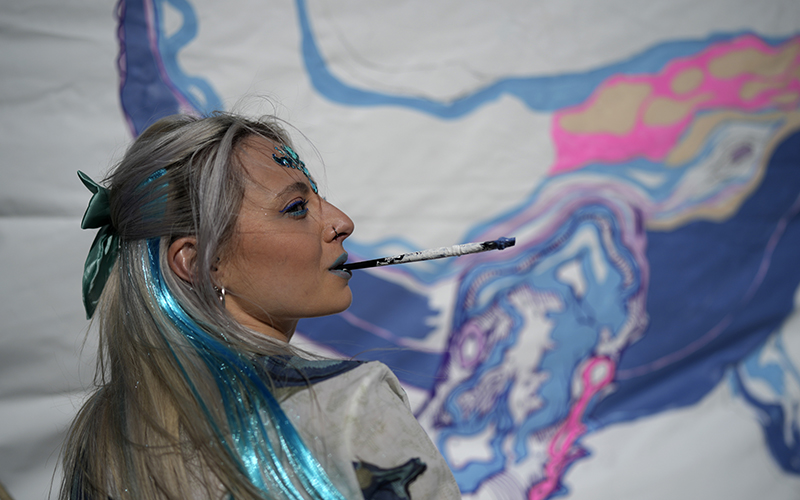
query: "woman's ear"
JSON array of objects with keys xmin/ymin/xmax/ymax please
[{"xmin": 168, "ymin": 236, "xmax": 198, "ymax": 283}]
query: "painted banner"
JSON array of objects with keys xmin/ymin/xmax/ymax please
[{"xmin": 2, "ymin": 0, "xmax": 800, "ymax": 498}]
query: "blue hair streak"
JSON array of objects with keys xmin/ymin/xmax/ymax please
[{"xmin": 143, "ymin": 237, "xmax": 346, "ymax": 499}]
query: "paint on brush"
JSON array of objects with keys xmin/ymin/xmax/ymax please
[{"xmin": 337, "ymin": 237, "xmax": 516, "ymax": 271}]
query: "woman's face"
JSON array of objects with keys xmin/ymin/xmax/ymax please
[{"xmin": 216, "ymin": 136, "xmax": 355, "ymax": 341}]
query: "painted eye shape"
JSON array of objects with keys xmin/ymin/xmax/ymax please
[{"xmin": 280, "ymin": 199, "xmax": 309, "ymax": 217}]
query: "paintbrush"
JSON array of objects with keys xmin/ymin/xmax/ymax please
[{"xmin": 336, "ymin": 237, "xmax": 515, "ymax": 271}]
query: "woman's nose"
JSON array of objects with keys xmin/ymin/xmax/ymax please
[{"xmin": 325, "ymin": 201, "xmax": 355, "ymax": 242}]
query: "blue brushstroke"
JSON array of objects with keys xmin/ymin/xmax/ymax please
[
  {"xmin": 429, "ymin": 130, "xmax": 800, "ymax": 492},
  {"xmin": 117, "ymin": 0, "xmax": 222, "ymax": 135},
  {"xmin": 743, "ymin": 342, "xmax": 786, "ymax": 395},
  {"xmin": 432, "ymin": 203, "xmax": 637, "ymax": 492},
  {"xmin": 776, "ymin": 334, "xmax": 800, "ymax": 387},
  {"xmin": 118, "ymin": 0, "xmax": 183, "ymax": 134},
  {"xmin": 590, "ymin": 130, "xmax": 800, "ymax": 426},
  {"xmin": 153, "ymin": 0, "xmax": 224, "ymax": 113},
  {"xmin": 296, "ymin": 0, "xmax": 790, "ymax": 116},
  {"xmin": 731, "ymin": 368, "xmax": 800, "ymax": 473},
  {"xmin": 732, "ymin": 329, "xmax": 800, "ymax": 473}
]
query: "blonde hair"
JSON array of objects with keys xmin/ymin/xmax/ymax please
[{"xmin": 62, "ymin": 113, "xmax": 344, "ymax": 499}]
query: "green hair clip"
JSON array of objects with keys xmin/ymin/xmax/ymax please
[{"xmin": 77, "ymin": 171, "xmax": 119, "ymax": 319}]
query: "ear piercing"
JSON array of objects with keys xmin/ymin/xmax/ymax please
[{"xmin": 214, "ymin": 285, "xmax": 226, "ymax": 304}]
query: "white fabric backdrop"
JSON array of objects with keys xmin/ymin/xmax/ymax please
[{"xmin": 2, "ymin": 1, "xmax": 800, "ymax": 499}]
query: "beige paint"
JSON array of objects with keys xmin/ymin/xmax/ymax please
[
  {"xmin": 666, "ymin": 110, "xmax": 784, "ymax": 165},
  {"xmin": 648, "ymin": 111, "xmax": 800, "ymax": 231},
  {"xmin": 709, "ymin": 43, "xmax": 799, "ymax": 79},
  {"xmin": 559, "ymin": 82, "xmax": 652, "ymax": 135},
  {"xmin": 773, "ymin": 92, "xmax": 799, "ymax": 104},
  {"xmin": 671, "ymin": 68, "xmax": 704, "ymax": 94},
  {"xmin": 643, "ymin": 93, "xmax": 712, "ymax": 127},
  {"xmin": 741, "ymin": 80, "xmax": 785, "ymax": 100}
]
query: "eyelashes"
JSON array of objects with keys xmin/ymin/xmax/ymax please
[{"xmin": 280, "ymin": 199, "xmax": 309, "ymax": 218}]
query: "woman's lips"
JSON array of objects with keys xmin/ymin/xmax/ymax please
[
  {"xmin": 329, "ymin": 252, "xmax": 352, "ymax": 279},
  {"xmin": 329, "ymin": 268, "xmax": 352, "ymax": 279}
]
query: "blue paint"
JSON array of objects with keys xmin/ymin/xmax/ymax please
[
  {"xmin": 731, "ymin": 369, "xmax": 800, "ymax": 473},
  {"xmin": 343, "ymin": 118, "xmax": 783, "ymax": 285},
  {"xmin": 117, "ymin": 0, "xmax": 223, "ymax": 135},
  {"xmin": 590, "ymin": 130, "xmax": 800, "ymax": 430},
  {"xmin": 433, "ymin": 291, "xmax": 523, "ymax": 487},
  {"xmin": 439, "ymin": 378, "xmax": 516, "ymax": 491},
  {"xmin": 121, "ymin": 0, "xmax": 797, "ymax": 135},
  {"xmin": 493, "ymin": 236, "xmax": 515, "ymax": 249},
  {"xmin": 118, "ymin": 0, "xmax": 183, "ymax": 134},
  {"xmin": 731, "ymin": 330, "xmax": 800, "ymax": 474},
  {"xmin": 428, "ymin": 204, "xmax": 637, "ymax": 492},
  {"xmin": 153, "ymin": 0, "xmax": 224, "ymax": 114},
  {"xmin": 296, "ymin": 0, "xmax": 793, "ymax": 116},
  {"xmin": 743, "ymin": 342, "xmax": 785, "ymax": 395},
  {"xmin": 777, "ymin": 334, "xmax": 800, "ymax": 387},
  {"xmin": 298, "ymin": 270, "xmax": 440, "ymax": 388}
]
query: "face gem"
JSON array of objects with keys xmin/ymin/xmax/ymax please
[{"xmin": 272, "ymin": 145, "xmax": 319, "ymax": 194}]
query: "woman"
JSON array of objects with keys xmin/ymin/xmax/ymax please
[{"xmin": 62, "ymin": 113, "xmax": 461, "ymax": 499}]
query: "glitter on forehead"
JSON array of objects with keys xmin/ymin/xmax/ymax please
[{"xmin": 272, "ymin": 145, "xmax": 318, "ymax": 194}]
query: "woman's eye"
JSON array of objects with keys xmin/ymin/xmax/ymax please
[{"xmin": 280, "ymin": 199, "xmax": 309, "ymax": 218}]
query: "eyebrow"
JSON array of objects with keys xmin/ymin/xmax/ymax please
[{"xmin": 275, "ymin": 181, "xmax": 310, "ymax": 199}]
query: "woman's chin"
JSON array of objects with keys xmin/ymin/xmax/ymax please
[{"xmin": 313, "ymin": 292, "xmax": 354, "ymax": 318}]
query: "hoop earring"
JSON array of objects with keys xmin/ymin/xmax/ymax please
[{"xmin": 214, "ymin": 286, "xmax": 226, "ymax": 305}]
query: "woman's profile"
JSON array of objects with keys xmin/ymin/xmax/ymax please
[{"xmin": 62, "ymin": 112, "xmax": 460, "ymax": 499}]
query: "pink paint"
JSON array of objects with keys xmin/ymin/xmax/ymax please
[
  {"xmin": 528, "ymin": 356, "xmax": 616, "ymax": 500},
  {"xmin": 550, "ymin": 35, "xmax": 800, "ymax": 174}
]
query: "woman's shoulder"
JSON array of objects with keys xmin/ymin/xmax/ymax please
[{"xmin": 272, "ymin": 358, "xmax": 461, "ymax": 499}]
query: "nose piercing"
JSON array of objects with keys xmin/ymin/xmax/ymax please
[{"xmin": 332, "ymin": 226, "xmax": 344, "ymax": 240}]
